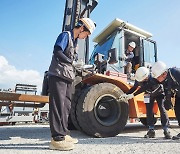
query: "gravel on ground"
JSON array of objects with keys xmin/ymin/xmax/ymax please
[{"xmin": 0, "ymin": 121, "xmax": 180, "ymax": 154}]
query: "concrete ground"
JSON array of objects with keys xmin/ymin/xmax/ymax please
[{"xmin": 0, "ymin": 120, "xmax": 180, "ymax": 154}]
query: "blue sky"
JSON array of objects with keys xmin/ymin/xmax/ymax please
[{"xmin": 0, "ymin": 0, "xmax": 180, "ymax": 91}]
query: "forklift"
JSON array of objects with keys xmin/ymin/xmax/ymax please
[{"xmin": 0, "ymin": 0, "xmax": 175, "ymax": 138}]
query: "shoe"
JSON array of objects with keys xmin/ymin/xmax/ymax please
[
  {"xmin": 65, "ymin": 135, "xmax": 78, "ymax": 144},
  {"xmin": 49, "ymin": 139, "xmax": 74, "ymax": 151},
  {"xmin": 144, "ymin": 129, "xmax": 155, "ymax": 138},
  {"xmin": 172, "ymin": 133, "xmax": 180, "ymax": 140},
  {"xmin": 164, "ymin": 130, "xmax": 172, "ymax": 139}
]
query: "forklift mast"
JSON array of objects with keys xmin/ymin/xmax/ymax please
[{"xmin": 62, "ymin": 0, "xmax": 98, "ymax": 64}]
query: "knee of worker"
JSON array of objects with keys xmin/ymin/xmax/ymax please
[
  {"xmin": 125, "ymin": 63, "xmax": 132, "ymax": 74},
  {"xmin": 159, "ymin": 110, "xmax": 168, "ymax": 119},
  {"xmin": 65, "ymin": 97, "xmax": 72, "ymax": 113},
  {"xmin": 159, "ymin": 109, "xmax": 168, "ymax": 116},
  {"xmin": 126, "ymin": 62, "xmax": 132, "ymax": 69},
  {"xmin": 128, "ymin": 62, "xmax": 132, "ymax": 66},
  {"xmin": 146, "ymin": 106, "xmax": 154, "ymax": 115},
  {"xmin": 157, "ymin": 102, "xmax": 167, "ymax": 112}
]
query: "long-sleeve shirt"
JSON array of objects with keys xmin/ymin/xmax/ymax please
[
  {"xmin": 162, "ymin": 67, "xmax": 180, "ymax": 100},
  {"xmin": 127, "ymin": 76, "xmax": 164, "ymax": 98},
  {"xmin": 53, "ymin": 31, "xmax": 78, "ymax": 64},
  {"xmin": 125, "ymin": 50, "xmax": 134, "ymax": 62}
]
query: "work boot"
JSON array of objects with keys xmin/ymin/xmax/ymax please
[
  {"xmin": 164, "ymin": 130, "xmax": 172, "ymax": 139},
  {"xmin": 144, "ymin": 129, "xmax": 155, "ymax": 138},
  {"xmin": 49, "ymin": 139, "xmax": 74, "ymax": 151},
  {"xmin": 172, "ymin": 133, "xmax": 180, "ymax": 140},
  {"xmin": 65, "ymin": 135, "xmax": 78, "ymax": 144}
]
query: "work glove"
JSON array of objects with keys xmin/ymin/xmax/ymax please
[
  {"xmin": 120, "ymin": 54, "xmax": 127, "ymax": 61},
  {"xmin": 122, "ymin": 53, "xmax": 127, "ymax": 59},
  {"xmin": 164, "ymin": 99, "xmax": 173, "ymax": 110},
  {"xmin": 72, "ymin": 60, "xmax": 84, "ymax": 68},
  {"xmin": 119, "ymin": 94, "xmax": 128, "ymax": 101},
  {"xmin": 126, "ymin": 94, "xmax": 134, "ymax": 100},
  {"xmin": 119, "ymin": 93, "xmax": 134, "ymax": 102}
]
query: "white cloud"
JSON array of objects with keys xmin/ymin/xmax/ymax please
[{"xmin": 0, "ymin": 55, "xmax": 43, "ymax": 94}]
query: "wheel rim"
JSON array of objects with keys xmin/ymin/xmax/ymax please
[{"xmin": 94, "ymin": 94, "xmax": 121, "ymax": 126}]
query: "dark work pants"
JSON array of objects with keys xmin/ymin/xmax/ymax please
[
  {"xmin": 48, "ymin": 75, "xmax": 72, "ymax": 141},
  {"xmin": 146, "ymin": 96, "xmax": 169, "ymax": 129},
  {"xmin": 175, "ymin": 96, "xmax": 180, "ymax": 126}
]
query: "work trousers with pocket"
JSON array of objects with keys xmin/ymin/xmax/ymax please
[
  {"xmin": 48, "ymin": 75, "xmax": 72, "ymax": 141},
  {"xmin": 146, "ymin": 95, "xmax": 169, "ymax": 128},
  {"xmin": 175, "ymin": 96, "xmax": 180, "ymax": 126}
]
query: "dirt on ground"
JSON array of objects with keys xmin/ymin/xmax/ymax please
[{"xmin": 0, "ymin": 120, "xmax": 180, "ymax": 154}]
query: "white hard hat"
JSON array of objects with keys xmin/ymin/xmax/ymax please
[
  {"xmin": 151, "ymin": 61, "xmax": 167, "ymax": 78},
  {"xmin": 129, "ymin": 42, "xmax": 136, "ymax": 48},
  {"xmin": 79, "ymin": 18, "xmax": 96, "ymax": 34},
  {"xmin": 135, "ymin": 67, "xmax": 150, "ymax": 82}
]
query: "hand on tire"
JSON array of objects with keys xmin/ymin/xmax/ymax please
[
  {"xmin": 119, "ymin": 94, "xmax": 134, "ymax": 102},
  {"xmin": 119, "ymin": 94, "xmax": 128, "ymax": 102},
  {"xmin": 126, "ymin": 94, "xmax": 134, "ymax": 100}
]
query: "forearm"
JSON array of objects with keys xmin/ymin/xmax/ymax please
[
  {"xmin": 53, "ymin": 46, "xmax": 73, "ymax": 64},
  {"xmin": 133, "ymin": 83, "xmax": 150, "ymax": 96},
  {"xmin": 126, "ymin": 52, "xmax": 134, "ymax": 59},
  {"xmin": 134, "ymin": 87, "xmax": 145, "ymax": 96},
  {"xmin": 165, "ymin": 79, "xmax": 173, "ymax": 101},
  {"xmin": 127, "ymin": 86, "xmax": 137, "ymax": 94},
  {"xmin": 127, "ymin": 81, "xmax": 139, "ymax": 94}
]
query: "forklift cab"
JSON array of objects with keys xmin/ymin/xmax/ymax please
[{"xmin": 89, "ymin": 18, "xmax": 157, "ymax": 75}]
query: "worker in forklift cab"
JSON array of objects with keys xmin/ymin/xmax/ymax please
[
  {"xmin": 48, "ymin": 18, "xmax": 96, "ymax": 151},
  {"xmin": 124, "ymin": 41, "xmax": 136, "ymax": 78}
]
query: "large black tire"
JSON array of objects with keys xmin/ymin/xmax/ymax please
[
  {"xmin": 139, "ymin": 118, "xmax": 157, "ymax": 126},
  {"xmin": 69, "ymin": 77, "xmax": 88, "ymax": 131},
  {"xmin": 76, "ymin": 83, "xmax": 129, "ymax": 137},
  {"xmin": 69, "ymin": 89, "xmax": 83, "ymax": 131}
]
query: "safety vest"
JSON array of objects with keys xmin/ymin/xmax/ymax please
[{"xmin": 48, "ymin": 31, "xmax": 76, "ymax": 82}]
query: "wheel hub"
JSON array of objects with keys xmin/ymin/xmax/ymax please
[{"xmin": 94, "ymin": 95, "xmax": 121, "ymax": 126}]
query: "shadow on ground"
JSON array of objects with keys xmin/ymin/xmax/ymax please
[{"xmin": 0, "ymin": 121, "xmax": 179, "ymax": 151}]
